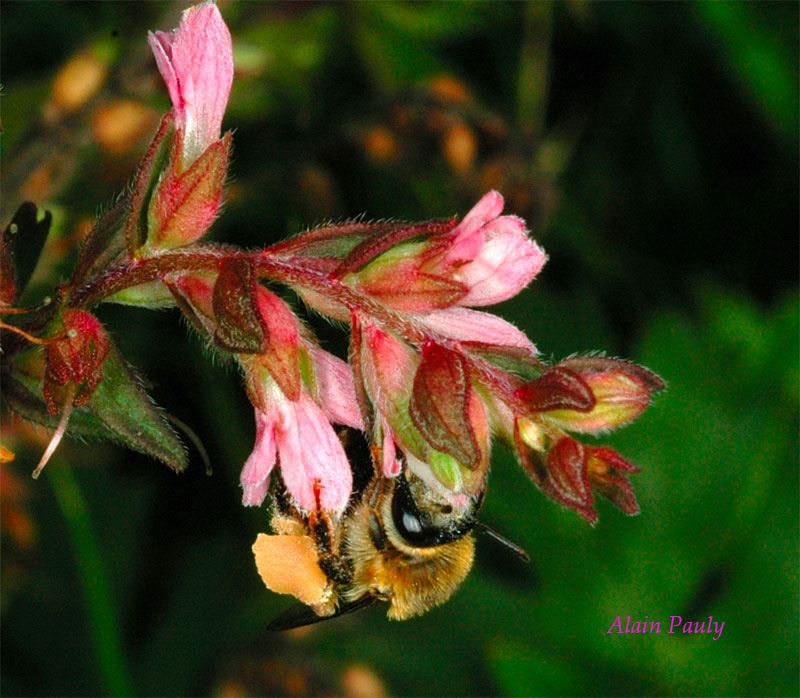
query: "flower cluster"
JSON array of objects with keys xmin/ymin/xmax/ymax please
[{"xmin": 0, "ymin": 2, "xmax": 663, "ymax": 530}]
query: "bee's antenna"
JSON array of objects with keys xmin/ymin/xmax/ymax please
[{"xmin": 476, "ymin": 523, "xmax": 531, "ymax": 563}]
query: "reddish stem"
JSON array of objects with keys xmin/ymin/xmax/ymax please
[{"xmin": 67, "ymin": 247, "xmax": 524, "ymax": 407}]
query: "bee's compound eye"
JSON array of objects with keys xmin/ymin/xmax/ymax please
[
  {"xmin": 402, "ymin": 511, "xmax": 423, "ymax": 535},
  {"xmin": 391, "ymin": 477, "xmax": 444, "ymax": 547}
]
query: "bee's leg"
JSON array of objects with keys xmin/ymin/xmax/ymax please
[{"xmin": 308, "ymin": 481, "xmax": 353, "ymax": 586}]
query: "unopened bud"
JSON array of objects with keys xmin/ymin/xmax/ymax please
[{"xmin": 544, "ymin": 362, "xmax": 659, "ymax": 434}]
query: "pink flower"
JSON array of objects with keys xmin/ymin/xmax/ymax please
[
  {"xmin": 354, "ymin": 316, "xmax": 489, "ymax": 496},
  {"xmin": 240, "ymin": 346, "xmax": 361, "ymax": 514},
  {"xmin": 241, "ymin": 392, "xmax": 353, "ymax": 514},
  {"xmin": 148, "ymin": 1, "xmax": 233, "ymax": 168},
  {"xmin": 348, "ymin": 191, "xmax": 546, "ymax": 313},
  {"xmin": 442, "ymin": 191, "xmax": 547, "ymax": 307}
]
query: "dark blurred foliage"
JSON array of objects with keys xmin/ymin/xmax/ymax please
[{"xmin": 1, "ymin": 2, "xmax": 797, "ymax": 696}]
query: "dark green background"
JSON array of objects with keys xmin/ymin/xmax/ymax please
[{"xmin": 2, "ymin": 2, "xmax": 797, "ymax": 696}]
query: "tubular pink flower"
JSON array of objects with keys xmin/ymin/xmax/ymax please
[
  {"xmin": 148, "ymin": 1, "xmax": 233, "ymax": 168},
  {"xmin": 241, "ymin": 391, "xmax": 353, "ymax": 514},
  {"xmin": 275, "ymin": 394, "xmax": 353, "ymax": 514}
]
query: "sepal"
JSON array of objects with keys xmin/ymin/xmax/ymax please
[
  {"xmin": 212, "ymin": 258, "xmax": 266, "ymax": 353},
  {"xmin": 409, "ymin": 342, "xmax": 481, "ymax": 470},
  {"xmin": 145, "ymin": 131, "xmax": 231, "ymax": 251},
  {"xmin": 124, "ymin": 112, "xmax": 175, "ymax": 255},
  {"xmin": 516, "ymin": 366, "xmax": 596, "ymax": 413}
]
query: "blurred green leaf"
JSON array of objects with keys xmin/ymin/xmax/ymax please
[
  {"xmin": 696, "ymin": 1, "xmax": 798, "ymax": 143},
  {"xmin": 473, "ymin": 287, "xmax": 799, "ymax": 696}
]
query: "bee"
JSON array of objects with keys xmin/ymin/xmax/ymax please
[{"xmin": 267, "ymin": 431, "xmax": 527, "ymax": 630}]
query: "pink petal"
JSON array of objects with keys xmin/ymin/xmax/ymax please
[
  {"xmin": 457, "ymin": 190, "xmax": 505, "ymax": 231},
  {"xmin": 147, "ymin": 31, "xmax": 180, "ymax": 111},
  {"xmin": 417, "ymin": 307, "xmax": 537, "ymax": 353},
  {"xmin": 150, "ymin": 2, "xmax": 233, "ymax": 167},
  {"xmin": 442, "ymin": 191, "xmax": 505, "ymax": 266},
  {"xmin": 381, "ymin": 421, "xmax": 401, "ymax": 478},
  {"xmin": 240, "ymin": 409, "xmax": 278, "ymax": 506},
  {"xmin": 276, "ymin": 395, "xmax": 353, "ymax": 514},
  {"xmin": 310, "ymin": 346, "xmax": 364, "ymax": 429},
  {"xmin": 456, "ymin": 216, "xmax": 546, "ymax": 306}
]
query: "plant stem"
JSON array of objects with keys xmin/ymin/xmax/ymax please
[
  {"xmin": 49, "ymin": 463, "xmax": 133, "ymax": 697},
  {"xmin": 66, "ymin": 247, "xmax": 531, "ymax": 408}
]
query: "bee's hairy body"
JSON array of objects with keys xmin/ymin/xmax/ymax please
[
  {"xmin": 339, "ymin": 478, "xmax": 475, "ymax": 620},
  {"xmin": 269, "ymin": 438, "xmax": 480, "ymax": 624}
]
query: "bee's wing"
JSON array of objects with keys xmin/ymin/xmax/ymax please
[{"xmin": 266, "ymin": 594, "xmax": 377, "ymax": 631}]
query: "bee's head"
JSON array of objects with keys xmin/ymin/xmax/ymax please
[{"xmin": 386, "ymin": 470, "xmax": 482, "ymax": 549}]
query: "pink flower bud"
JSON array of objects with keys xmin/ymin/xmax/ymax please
[
  {"xmin": 148, "ymin": 1, "xmax": 233, "ymax": 168},
  {"xmin": 515, "ymin": 426, "xmax": 597, "ymax": 522},
  {"xmin": 44, "ymin": 310, "xmax": 110, "ymax": 414},
  {"xmin": 586, "ymin": 446, "xmax": 640, "ymax": 515},
  {"xmin": 440, "ymin": 191, "xmax": 547, "ymax": 307},
  {"xmin": 514, "ymin": 419, "xmax": 644, "ymax": 522}
]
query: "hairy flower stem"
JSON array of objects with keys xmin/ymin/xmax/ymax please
[
  {"xmin": 67, "ymin": 250, "xmax": 231, "ymax": 308},
  {"xmin": 67, "ymin": 249, "xmax": 529, "ymax": 408}
]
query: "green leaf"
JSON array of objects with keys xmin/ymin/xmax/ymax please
[
  {"xmin": 696, "ymin": 2, "xmax": 798, "ymax": 143},
  {"xmin": 4, "ymin": 342, "xmax": 186, "ymax": 473},
  {"xmin": 88, "ymin": 344, "xmax": 187, "ymax": 471}
]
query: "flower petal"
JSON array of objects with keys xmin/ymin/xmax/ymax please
[
  {"xmin": 149, "ymin": 2, "xmax": 233, "ymax": 167},
  {"xmin": 276, "ymin": 395, "xmax": 353, "ymax": 514},
  {"xmin": 241, "ymin": 409, "xmax": 278, "ymax": 506},
  {"xmin": 442, "ymin": 191, "xmax": 504, "ymax": 266},
  {"xmin": 310, "ymin": 346, "xmax": 363, "ymax": 429},
  {"xmin": 416, "ymin": 307, "xmax": 537, "ymax": 353},
  {"xmin": 455, "ymin": 215, "xmax": 546, "ymax": 306}
]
